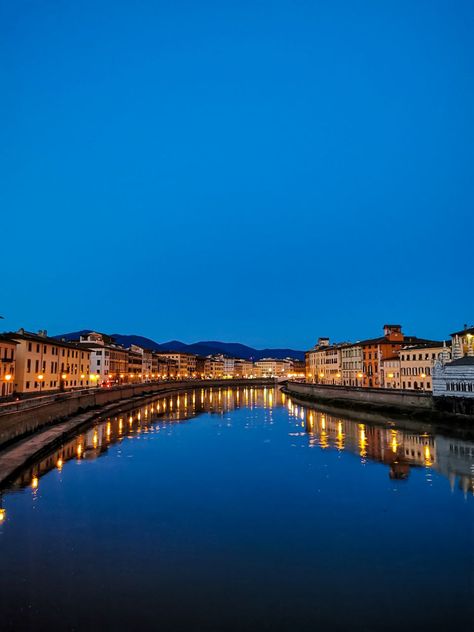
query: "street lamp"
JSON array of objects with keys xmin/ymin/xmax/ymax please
[
  {"xmin": 37, "ymin": 374, "xmax": 44, "ymax": 393},
  {"xmin": 4, "ymin": 373, "xmax": 12, "ymax": 397}
]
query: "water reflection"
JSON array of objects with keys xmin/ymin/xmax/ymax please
[
  {"xmin": 286, "ymin": 395, "xmax": 474, "ymax": 494},
  {"xmin": 1, "ymin": 387, "xmax": 474, "ymax": 518}
]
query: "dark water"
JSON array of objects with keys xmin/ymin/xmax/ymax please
[{"xmin": 0, "ymin": 387, "xmax": 473, "ymax": 631}]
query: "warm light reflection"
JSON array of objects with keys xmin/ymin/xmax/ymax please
[
  {"xmin": 57, "ymin": 458, "xmax": 63, "ymax": 470},
  {"xmin": 31, "ymin": 477, "xmax": 39, "ymax": 489},
  {"xmin": 359, "ymin": 424, "xmax": 367, "ymax": 458},
  {"xmin": 391, "ymin": 430, "xmax": 398, "ymax": 454},
  {"xmin": 77, "ymin": 444, "xmax": 83, "ymax": 458},
  {"xmin": 93, "ymin": 430, "xmax": 98, "ymax": 448},
  {"xmin": 0, "ymin": 508, "xmax": 6, "ymax": 522}
]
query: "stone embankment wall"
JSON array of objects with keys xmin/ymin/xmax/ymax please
[
  {"xmin": 0, "ymin": 379, "xmax": 275, "ymax": 449},
  {"xmin": 284, "ymin": 381, "xmax": 434, "ymax": 413}
]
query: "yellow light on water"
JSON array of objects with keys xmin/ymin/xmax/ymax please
[
  {"xmin": 77, "ymin": 444, "xmax": 83, "ymax": 458},
  {"xmin": 31, "ymin": 477, "xmax": 39, "ymax": 489},
  {"xmin": 57, "ymin": 457, "xmax": 63, "ymax": 470},
  {"xmin": 0, "ymin": 508, "xmax": 6, "ymax": 522}
]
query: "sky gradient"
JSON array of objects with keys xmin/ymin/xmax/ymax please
[{"xmin": 1, "ymin": 0, "xmax": 473, "ymax": 349}]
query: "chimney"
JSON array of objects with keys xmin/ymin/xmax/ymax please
[{"xmin": 38, "ymin": 329, "xmax": 48, "ymax": 338}]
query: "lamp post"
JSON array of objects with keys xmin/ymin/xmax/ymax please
[
  {"xmin": 3, "ymin": 373, "xmax": 12, "ymax": 397},
  {"xmin": 420, "ymin": 373, "xmax": 426, "ymax": 392},
  {"xmin": 37, "ymin": 374, "xmax": 44, "ymax": 394}
]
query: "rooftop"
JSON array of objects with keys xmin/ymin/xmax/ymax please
[
  {"xmin": 5, "ymin": 330, "xmax": 91, "ymax": 352},
  {"xmin": 446, "ymin": 357, "xmax": 474, "ymax": 367},
  {"xmin": 450, "ymin": 326, "xmax": 474, "ymax": 337}
]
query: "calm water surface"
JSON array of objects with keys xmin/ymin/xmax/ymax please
[{"xmin": 0, "ymin": 387, "xmax": 473, "ymax": 631}]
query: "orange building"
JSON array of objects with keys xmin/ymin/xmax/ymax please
[{"xmin": 360, "ymin": 324, "xmax": 435, "ymax": 388}]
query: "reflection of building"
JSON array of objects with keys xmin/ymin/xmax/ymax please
[
  {"xmin": 434, "ymin": 436, "xmax": 474, "ymax": 495},
  {"xmin": 0, "ymin": 334, "xmax": 17, "ymax": 397},
  {"xmin": 7, "ymin": 329, "xmax": 91, "ymax": 394}
]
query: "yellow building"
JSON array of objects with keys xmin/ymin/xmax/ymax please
[
  {"xmin": 254, "ymin": 358, "xmax": 291, "ymax": 378},
  {"xmin": 0, "ymin": 334, "xmax": 17, "ymax": 398},
  {"xmin": 7, "ymin": 329, "xmax": 91, "ymax": 395},
  {"xmin": 399, "ymin": 342, "xmax": 450, "ymax": 391},
  {"xmin": 204, "ymin": 357, "xmax": 224, "ymax": 379}
]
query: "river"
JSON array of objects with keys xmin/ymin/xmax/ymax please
[{"xmin": 0, "ymin": 386, "xmax": 473, "ymax": 630}]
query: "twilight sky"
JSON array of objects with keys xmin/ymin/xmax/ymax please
[{"xmin": 1, "ymin": 0, "xmax": 473, "ymax": 349}]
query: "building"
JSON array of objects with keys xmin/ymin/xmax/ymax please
[
  {"xmin": 450, "ymin": 325, "xmax": 474, "ymax": 359},
  {"xmin": 128, "ymin": 347, "xmax": 142, "ymax": 381},
  {"xmin": 234, "ymin": 359, "xmax": 254, "ymax": 378},
  {"xmin": 129, "ymin": 345, "xmax": 153, "ymax": 381},
  {"xmin": 359, "ymin": 324, "xmax": 436, "ymax": 388},
  {"xmin": 305, "ymin": 338, "xmax": 345, "ymax": 385},
  {"xmin": 399, "ymin": 342, "xmax": 450, "ymax": 391},
  {"xmin": 306, "ymin": 337, "xmax": 330, "ymax": 383},
  {"xmin": 381, "ymin": 356, "xmax": 401, "ymax": 389},
  {"xmin": 433, "ymin": 357, "xmax": 474, "ymax": 398},
  {"xmin": 341, "ymin": 343, "xmax": 364, "ymax": 387},
  {"xmin": 0, "ymin": 334, "xmax": 17, "ymax": 398},
  {"xmin": 288, "ymin": 359, "xmax": 305, "ymax": 380},
  {"xmin": 151, "ymin": 353, "xmax": 178, "ymax": 380},
  {"xmin": 78, "ymin": 332, "xmax": 128, "ymax": 385},
  {"xmin": 254, "ymin": 358, "xmax": 291, "ymax": 378},
  {"xmin": 204, "ymin": 356, "xmax": 224, "ymax": 379},
  {"xmin": 7, "ymin": 329, "xmax": 91, "ymax": 394},
  {"xmin": 155, "ymin": 352, "xmax": 197, "ymax": 378}
]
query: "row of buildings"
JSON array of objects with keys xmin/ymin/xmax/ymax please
[
  {"xmin": 0, "ymin": 329, "xmax": 305, "ymax": 399},
  {"xmin": 305, "ymin": 323, "xmax": 474, "ymax": 396}
]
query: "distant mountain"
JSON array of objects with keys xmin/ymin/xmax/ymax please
[{"xmin": 54, "ymin": 330, "xmax": 305, "ymax": 360}]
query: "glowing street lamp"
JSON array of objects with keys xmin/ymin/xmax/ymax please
[{"xmin": 37, "ymin": 374, "xmax": 44, "ymax": 393}]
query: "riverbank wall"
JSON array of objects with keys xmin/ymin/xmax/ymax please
[
  {"xmin": 0, "ymin": 379, "xmax": 276, "ymax": 450},
  {"xmin": 283, "ymin": 381, "xmax": 474, "ymax": 422}
]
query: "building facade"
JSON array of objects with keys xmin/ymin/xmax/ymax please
[
  {"xmin": 341, "ymin": 344, "xmax": 364, "ymax": 387},
  {"xmin": 8, "ymin": 329, "xmax": 90, "ymax": 394},
  {"xmin": 433, "ymin": 357, "xmax": 474, "ymax": 398},
  {"xmin": 0, "ymin": 335, "xmax": 17, "ymax": 398},
  {"xmin": 399, "ymin": 342, "xmax": 450, "ymax": 391}
]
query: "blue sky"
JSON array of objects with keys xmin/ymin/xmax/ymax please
[{"xmin": 1, "ymin": 0, "xmax": 472, "ymax": 349}]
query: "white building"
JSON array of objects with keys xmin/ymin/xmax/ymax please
[{"xmin": 433, "ymin": 357, "xmax": 474, "ymax": 398}]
